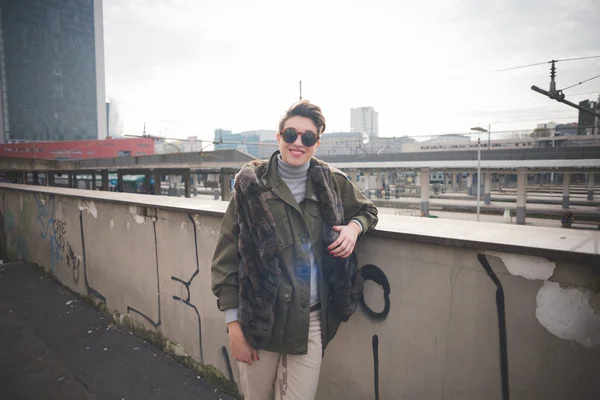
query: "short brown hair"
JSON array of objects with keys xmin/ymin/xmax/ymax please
[{"xmin": 278, "ymin": 100, "xmax": 326, "ymax": 136}]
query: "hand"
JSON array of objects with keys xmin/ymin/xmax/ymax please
[
  {"xmin": 327, "ymin": 223, "xmax": 361, "ymax": 259},
  {"xmin": 228, "ymin": 321, "xmax": 259, "ymax": 365}
]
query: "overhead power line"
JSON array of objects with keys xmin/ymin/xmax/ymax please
[
  {"xmin": 560, "ymin": 73, "xmax": 600, "ymax": 91},
  {"xmin": 493, "ymin": 55, "xmax": 600, "ymax": 73}
]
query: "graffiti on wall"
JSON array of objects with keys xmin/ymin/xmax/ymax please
[
  {"xmin": 66, "ymin": 242, "xmax": 81, "ymax": 284},
  {"xmin": 359, "ymin": 264, "xmax": 391, "ymax": 400},
  {"xmin": 171, "ymin": 214, "xmax": 205, "ymax": 363},
  {"xmin": 126, "ymin": 219, "xmax": 162, "ymax": 329},
  {"xmin": 78, "ymin": 211, "xmax": 106, "ymax": 302},
  {"xmin": 34, "ymin": 194, "xmax": 64, "ymax": 273},
  {"xmin": 53, "ymin": 219, "xmax": 67, "ymax": 255}
]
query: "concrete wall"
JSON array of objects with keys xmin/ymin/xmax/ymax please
[{"xmin": 1, "ymin": 184, "xmax": 599, "ymax": 400}]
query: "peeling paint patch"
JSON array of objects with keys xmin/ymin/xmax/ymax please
[
  {"xmin": 128, "ymin": 206, "xmax": 146, "ymax": 224},
  {"xmin": 486, "ymin": 251, "xmax": 555, "ymax": 281},
  {"xmin": 109, "ymin": 220, "xmax": 114, "ymax": 230},
  {"xmin": 181, "ymin": 221, "xmax": 187, "ymax": 229},
  {"xmin": 126, "ymin": 221, "xmax": 131, "ymax": 231},
  {"xmin": 536, "ymin": 281, "xmax": 600, "ymax": 347},
  {"xmin": 78, "ymin": 200, "xmax": 98, "ymax": 218}
]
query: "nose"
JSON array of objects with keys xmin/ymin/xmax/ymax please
[{"xmin": 293, "ymin": 132, "xmax": 303, "ymax": 146}]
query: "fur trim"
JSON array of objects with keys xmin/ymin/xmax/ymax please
[
  {"xmin": 234, "ymin": 161, "xmax": 281, "ymax": 350},
  {"xmin": 309, "ymin": 158, "xmax": 364, "ymax": 322}
]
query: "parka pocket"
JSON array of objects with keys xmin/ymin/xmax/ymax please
[
  {"xmin": 270, "ymin": 284, "xmax": 293, "ymax": 345},
  {"xmin": 268, "ymin": 199, "xmax": 294, "ymax": 249},
  {"xmin": 305, "ymin": 201, "xmax": 320, "ymax": 217}
]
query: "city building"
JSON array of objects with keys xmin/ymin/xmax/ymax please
[
  {"xmin": 179, "ymin": 136, "xmax": 206, "ymax": 153},
  {"xmin": 0, "ymin": 0, "xmax": 106, "ymax": 143},
  {"xmin": 213, "ymin": 129, "xmax": 235, "ymax": 150},
  {"xmin": 154, "ymin": 136, "xmax": 207, "ymax": 154},
  {"xmin": 213, "ymin": 129, "xmax": 277, "ymax": 158},
  {"xmin": 555, "ymin": 122, "xmax": 578, "ymax": 136},
  {"xmin": 578, "ymin": 96, "xmax": 600, "ymax": 136},
  {"xmin": 106, "ymin": 98, "xmax": 124, "ymax": 138},
  {"xmin": 317, "ymin": 132, "xmax": 414, "ymax": 156},
  {"xmin": 350, "ymin": 106, "xmax": 379, "ymax": 137},
  {"xmin": 0, "ymin": 137, "xmax": 154, "ymax": 160},
  {"xmin": 534, "ymin": 122, "xmax": 557, "ymax": 137}
]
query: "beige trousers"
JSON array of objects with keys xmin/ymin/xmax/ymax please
[{"xmin": 238, "ymin": 310, "xmax": 322, "ymax": 400}]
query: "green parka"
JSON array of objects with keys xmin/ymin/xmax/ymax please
[{"xmin": 211, "ymin": 151, "xmax": 378, "ymax": 355}]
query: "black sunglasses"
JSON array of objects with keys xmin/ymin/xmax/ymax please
[{"xmin": 280, "ymin": 127, "xmax": 319, "ymax": 147}]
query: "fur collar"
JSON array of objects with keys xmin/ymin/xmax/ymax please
[{"xmin": 233, "ymin": 154, "xmax": 363, "ymax": 349}]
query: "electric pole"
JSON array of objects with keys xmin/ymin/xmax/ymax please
[{"xmin": 531, "ymin": 60, "xmax": 600, "ymax": 118}]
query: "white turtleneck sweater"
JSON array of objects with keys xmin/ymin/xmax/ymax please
[{"xmin": 276, "ymin": 155, "xmax": 320, "ymax": 308}]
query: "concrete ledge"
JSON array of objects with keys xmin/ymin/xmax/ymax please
[
  {"xmin": 0, "ymin": 183, "xmax": 228, "ymax": 217},
  {"xmin": 2, "ymin": 183, "xmax": 599, "ymax": 262},
  {"xmin": 371, "ymin": 216, "xmax": 600, "ymax": 262},
  {"xmin": 2, "ymin": 182, "xmax": 600, "ymax": 398}
]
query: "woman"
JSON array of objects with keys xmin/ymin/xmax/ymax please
[{"xmin": 212, "ymin": 100, "xmax": 378, "ymax": 399}]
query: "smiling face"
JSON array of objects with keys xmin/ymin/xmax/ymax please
[{"xmin": 277, "ymin": 116, "xmax": 321, "ymax": 166}]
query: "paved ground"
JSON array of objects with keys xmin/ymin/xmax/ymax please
[{"xmin": 0, "ymin": 263, "xmax": 233, "ymax": 400}]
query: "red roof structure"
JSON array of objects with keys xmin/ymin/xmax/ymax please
[{"xmin": 0, "ymin": 138, "xmax": 155, "ymax": 160}]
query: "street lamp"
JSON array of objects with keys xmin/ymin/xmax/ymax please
[{"xmin": 470, "ymin": 126, "xmax": 488, "ymax": 222}]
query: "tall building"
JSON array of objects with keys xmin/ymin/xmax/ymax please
[
  {"xmin": 350, "ymin": 106, "xmax": 379, "ymax": 137},
  {"xmin": 578, "ymin": 96, "xmax": 599, "ymax": 136},
  {"xmin": 213, "ymin": 129, "xmax": 235, "ymax": 150},
  {"xmin": 106, "ymin": 98, "xmax": 124, "ymax": 138},
  {"xmin": 0, "ymin": 0, "xmax": 106, "ymax": 143}
]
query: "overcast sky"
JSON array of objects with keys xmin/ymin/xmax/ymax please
[{"xmin": 103, "ymin": 0, "xmax": 600, "ymax": 141}]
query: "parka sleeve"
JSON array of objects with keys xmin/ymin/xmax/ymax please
[
  {"xmin": 335, "ymin": 173, "xmax": 379, "ymax": 235},
  {"xmin": 211, "ymin": 199, "xmax": 240, "ymax": 311}
]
